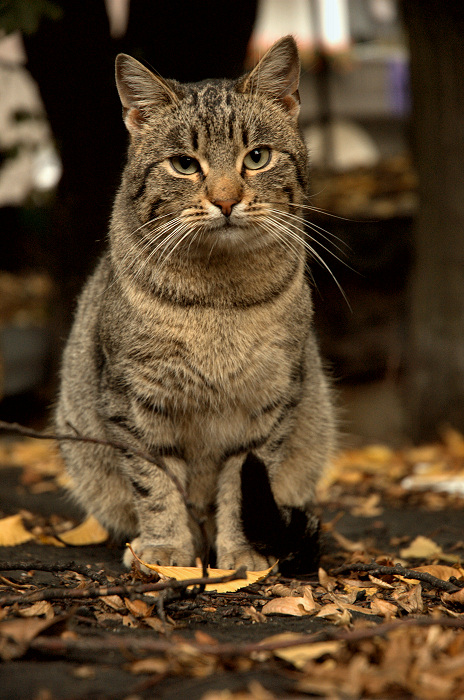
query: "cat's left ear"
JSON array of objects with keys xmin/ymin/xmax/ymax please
[
  {"xmin": 238, "ymin": 35, "xmax": 301, "ymax": 118},
  {"xmin": 115, "ymin": 54, "xmax": 181, "ymax": 133}
]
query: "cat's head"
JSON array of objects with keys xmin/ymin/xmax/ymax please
[{"xmin": 115, "ymin": 36, "xmax": 308, "ymax": 259}]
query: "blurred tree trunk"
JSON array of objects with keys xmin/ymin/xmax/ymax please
[{"xmin": 402, "ymin": 1, "xmax": 464, "ymax": 441}]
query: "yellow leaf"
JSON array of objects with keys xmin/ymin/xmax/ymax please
[
  {"xmin": 35, "ymin": 534, "xmax": 66, "ymax": 547},
  {"xmin": 59, "ymin": 515, "xmax": 108, "ymax": 545},
  {"xmin": 0, "ymin": 514, "xmax": 34, "ymax": 546},
  {"xmin": 262, "ymin": 633, "xmax": 342, "ymax": 669},
  {"xmin": 400, "ymin": 535, "xmax": 443, "ymax": 560},
  {"xmin": 127, "ymin": 547, "xmax": 274, "ymax": 592}
]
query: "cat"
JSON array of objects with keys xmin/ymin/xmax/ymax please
[{"xmin": 55, "ymin": 35, "xmax": 336, "ymax": 574}]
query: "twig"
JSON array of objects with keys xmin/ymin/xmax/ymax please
[
  {"xmin": 0, "ymin": 420, "xmax": 188, "ymax": 506},
  {"xmin": 27, "ymin": 615, "xmax": 464, "ymax": 659},
  {"xmin": 0, "ymin": 567, "xmax": 247, "ymax": 606},
  {"xmin": 0, "ymin": 419, "xmax": 210, "ymax": 572},
  {"xmin": 333, "ymin": 562, "xmax": 462, "ymax": 593},
  {"xmin": 0, "ymin": 560, "xmax": 107, "ymax": 584}
]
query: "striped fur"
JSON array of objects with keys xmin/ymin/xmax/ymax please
[{"xmin": 56, "ymin": 37, "xmax": 335, "ymax": 572}]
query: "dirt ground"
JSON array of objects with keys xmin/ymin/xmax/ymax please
[{"xmin": 1, "ymin": 438, "xmax": 464, "ymax": 699}]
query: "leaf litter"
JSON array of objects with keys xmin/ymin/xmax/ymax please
[{"xmin": 0, "ymin": 432, "xmax": 464, "ymax": 696}]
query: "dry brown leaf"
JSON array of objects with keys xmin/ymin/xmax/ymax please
[
  {"xmin": 442, "ymin": 588, "xmax": 464, "ymax": 606},
  {"xmin": 0, "ymin": 514, "xmax": 34, "ymax": 546},
  {"xmin": 128, "ymin": 548, "xmax": 274, "ymax": 593},
  {"xmin": 124, "ymin": 597, "xmax": 153, "ymax": 618},
  {"xmin": 315, "ymin": 604, "xmax": 352, "ymax": 625},
  {"xmin": 370, "ymin": 597, "xmax": 398, "ymax": 618},
  {"xmin": 261, "ymin": 588, "xmax": 317, "ymax": 617},
  {"xmin": 0, "ymin": 616, "xmax": 58, "ymax": 660},
  {"xmin": 243, "ymin": 606, "xmax": 267, "ymax": 623},
  {"xmin": 100, "ymin": 595, "xmax": 125, "ymax": 611},
  {"xmin": 392, "ymin": 583, "xmax": 423, "ymax": 613},
  {"xmin": 262, "ymin": 633, "xmax": 342, "ymax": 669},
  {"xmin": 318, "ymin": 567, "xmax": 336, "ymax": 590},
  {"xmin": 368, "ymin": 574, "xmax": 394, "ymax": 589},
  {"xmin": 59, "ymin": 515, "xmax": 108, "ymax": 545},
  {"xmin": 18, "ymin": 601, "xmax": 54, "ymax": 619},
  {"xmin": 413, "ymin": 564, "xmax": 464, "ymax": 581}
]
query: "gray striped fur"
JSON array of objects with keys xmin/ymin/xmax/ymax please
[{"xmin": 55, "ymin": 37, "xmax": 335, "ymax": 571}]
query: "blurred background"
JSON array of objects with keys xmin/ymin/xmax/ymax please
[{"xmin": 0, "ymin": 0, "xmax": 462, "ymax": 447}]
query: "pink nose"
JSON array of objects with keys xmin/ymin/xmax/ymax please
[{"xmin": 212, "ymin": 199, "xmax": 238, "ymax": 217}]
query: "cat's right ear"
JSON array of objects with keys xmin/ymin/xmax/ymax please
[{"xmin": 115, "ymin": 54, "xmax": 180, "ymax": 133}]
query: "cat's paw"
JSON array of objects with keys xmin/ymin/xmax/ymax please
[
  {"xmin": 217, "ymin": 548, "xmax": 276, "ymax": 572},
  {"xmin": 123, "ymin": 537, "xmax": 194, "ymax": 571}
]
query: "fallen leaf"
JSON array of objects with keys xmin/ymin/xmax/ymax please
[
  {"xmin": 315, "ymin": 604, "xmax": 352, "ymax": 625},
  {"xmin": 0, "ymin": 616, "xmax": 58, "ymax": 660},
  {"xmin": 392, "ymin": 584, "xmax": 423, "ymax": 613},
  {"xmin": 369, "ymin": 598, "xmax": 398, "ymax": 618},
  {"xmin": 400, "ymin": 535, "xmax": 444, "ymax": 560},
  {"xmin": 124, "ymin": 598, "xmax": 153, "ymax": 618},
  {"xmin": 18, "ymin": 601, "xmax": 54, "ymax": 619},
  {"xmin": 100, "ymin": 595, "xmax": 125, "ymax": 611},
  {"xmin": 0, "ymin": 514, "xmax": 34, "ymax": 546},
  {"xmin": 262, "ymin": 633, "xmax": 342, "ymax": 669},
  {"xmin": 412, "ymin": 565, "xmax": 464, "ymax": 581},
  {"xmin": 59, "ymin": 515, "xmax": 108, "ymax": 545},
  {"xmin": 261, "ymin": 589, "xmax": 318, "ymax": 617},
  {"xmin": 127, "ymin": 547, "xmax": 274, "ymax": 593},
  {"xmin": 442, "ymin": 588, "xmax": 464, "ymax": 606},
  {"xmin": 34, "ymin": 534, "xmax": 66, "ymax": 547},
  {"xmin": 318, "ymin": 567, "xmax": 336, "ymax": 591},
  {"xmin": 243, "ymin": 606, "xmax": 267, "ymax": 623},
  {"xmin": 368, "ymin": 574, "xmax": 394, "ymax": 589}
]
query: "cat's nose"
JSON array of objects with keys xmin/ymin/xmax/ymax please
[{"xmin": 212, "ymin": 199, "xmax": 238, "ymax": 217}]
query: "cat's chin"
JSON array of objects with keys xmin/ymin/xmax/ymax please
[{"xmin": 199, "ymin": 221, "xmax": 272, "ymax": 255}]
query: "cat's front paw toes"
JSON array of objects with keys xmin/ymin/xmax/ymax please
[
  {"xmin": 217, "ymin": 549, "xmax": 276, "ymax": 572},
  {"xmin": 124, "ymin": 537, "xmax": 194, "ymax": 571}
]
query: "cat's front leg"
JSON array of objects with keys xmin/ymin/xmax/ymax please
[
  {"xmin": 215, "ymin": 454, "xmax": 276, "ymax": 571},
  {"xmin": 122, "ymin": 455, "xmax": 196, "ymax": 570}
]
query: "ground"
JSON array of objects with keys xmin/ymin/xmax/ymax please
[{"xmin": 0, "ymin": 436, "xmax": 464, "ymax": 699}]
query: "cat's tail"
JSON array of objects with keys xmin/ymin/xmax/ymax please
[{"xmin": 240, "ymin": 453, "xmax": 320, "ymax": 575}]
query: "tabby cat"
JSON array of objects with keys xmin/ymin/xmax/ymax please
[{"xmin": 55, "ymin": 36, "xmax": 335, "ymax": 573}]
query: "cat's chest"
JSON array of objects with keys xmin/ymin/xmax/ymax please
[{"xmin": 128, "ymin": 301, "xmax": 296, "ymax": 409}]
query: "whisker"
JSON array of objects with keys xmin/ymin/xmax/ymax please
[{"xmin": 263, "ymin": 213, "xmax": 351, "ymax": 308}]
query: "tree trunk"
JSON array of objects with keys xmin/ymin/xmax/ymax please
[{"xmin": 402, "ymin": 1, "xmax": 464, "ymax": 441}]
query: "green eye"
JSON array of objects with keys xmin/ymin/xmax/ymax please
[
  {"xmin": 243, "ymin": 147, "xmax": 271, "ymax": 170},
  {"xmin": 170, "ymin": 155, "xmax": 200, "ymax": 175}
]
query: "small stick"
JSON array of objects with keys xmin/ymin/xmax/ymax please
[
  {"xmin": 0, "ymin": 419, "xmax": 210, "ymax": 572},
  {"xmin": 0, "ymin": 567, "xmax": 247, "ymax": 606},
  {"xmin": 333, "ymin": 562, "xmax": 462, "ymax": 593},
  {"xmin": 0, "ymin": 560, "xmax": 107, "ymax": 584},
  {"xmin": 27, "ymin": 615, "xmax": 464, "ymax": 659}
]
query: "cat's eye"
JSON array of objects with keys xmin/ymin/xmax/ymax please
[
  {"xmin": 170, "ymin": 155, "xmax": 200, "ymax": 175},
  {"xmin": 243, "ymin": 147, "xmax": 271, "ymax": 171}
]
